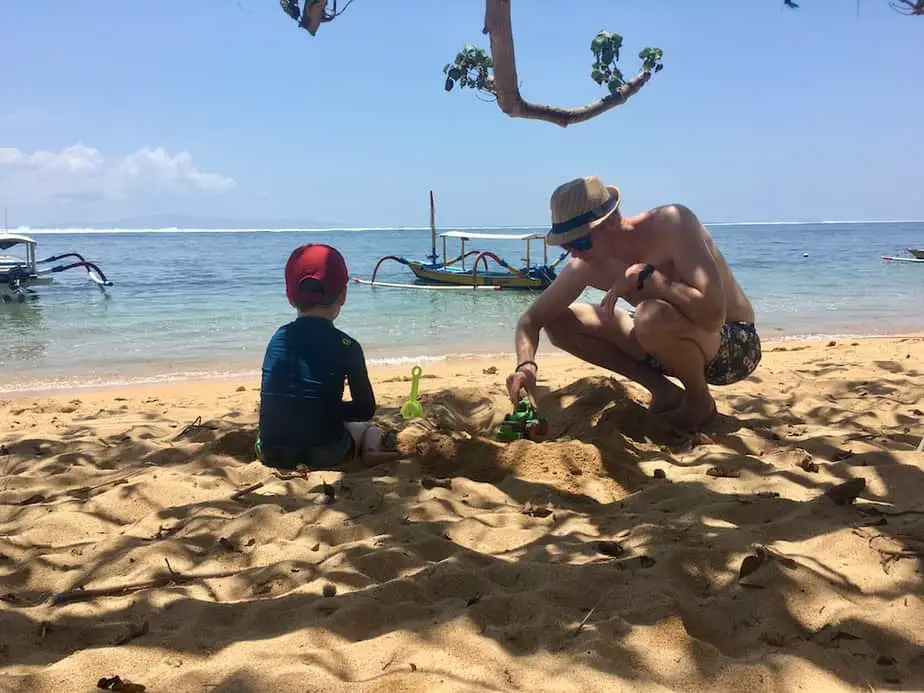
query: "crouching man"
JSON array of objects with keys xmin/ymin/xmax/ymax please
[{"xmin": 507, "ymin": 176, "xmax": 761, "ymax": 431}]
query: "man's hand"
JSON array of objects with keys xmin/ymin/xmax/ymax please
[
  {"xmin": 600, "ymin": 269, "xmax": 636, "ymax": 318},
  {"xmin": 506, "ymin": 367, "xmax": 538, "ymax": 407},
  {"xmin": 601, "ymin": 264, "xmax": 658, "ymax": 317}
]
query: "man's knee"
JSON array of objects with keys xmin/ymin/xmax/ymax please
[
  {"xmin": 544, "ymin": 311, "xmax": 574, "ymax": 348},
  {"xmin": 633, "ymin": 299, "xmax": 679, "ymax": 349}
]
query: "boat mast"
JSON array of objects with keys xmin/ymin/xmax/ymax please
[{"xmin": 429, "ymin": 191, "xmax": 437, "ymax": 265}]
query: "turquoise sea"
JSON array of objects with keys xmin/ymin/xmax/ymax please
[{"xmin": 1, "ymin": 221, "xmax": 923, "ymax": 394}]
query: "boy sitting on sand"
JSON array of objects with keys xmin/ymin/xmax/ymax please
[{"xmin": 257, "ymin": 243, "xmax": 398, "ymax": 469}]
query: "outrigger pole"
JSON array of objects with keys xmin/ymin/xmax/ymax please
[
  {"xmin": 428, "ymin": 190, "xmax": 438, "ymax": 265},
  {"xmin": 352, "ymin": 277, "xmax": 500, "ymax": 291}
]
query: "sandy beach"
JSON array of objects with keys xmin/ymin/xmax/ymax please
[{"xmin": 1, "ymin": 335, "xmax": 923, "ymax": 692}]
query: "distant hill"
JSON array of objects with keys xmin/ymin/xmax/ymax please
[{"xmin": 30, "ymin": 213, "xmax": 340, "ymax": 230}]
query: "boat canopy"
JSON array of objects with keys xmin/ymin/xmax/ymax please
[
  {"xmin": 0, "ymin": 234, "xmax": 37, "ymax": 251},
  {"xmin": 439, "ymin": 230, "xmax": 546, "ymax": 242}
]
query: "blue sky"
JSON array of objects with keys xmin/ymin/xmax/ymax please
[{"xmin": 2, "ymin": 1, "xmax": 921, "ymax": 228}]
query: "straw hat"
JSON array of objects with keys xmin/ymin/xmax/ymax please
[{"xmin": 545, "ymin": 176, "xmax": 621, "ymax": 246}]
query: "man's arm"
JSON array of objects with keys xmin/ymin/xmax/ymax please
[
  {"xmin": 343, "ymin": 341, "xmax": 376, "ymax": 421},
  {"xmin": 514, "ymin": 259, "xmax": 590, "ymax": 368},
  {"xmin": 636, "ymin": 205, "xmax": 726, "ymax": 330}
]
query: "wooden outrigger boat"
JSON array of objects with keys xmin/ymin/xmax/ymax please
[
  {"xmin": 1, "ymin": 208, "xmax": 113, "ymax": 302},
  {"xmin": 355, "ymin": 192, "xmax": 570, "ymax": 291},
  {"xmin": 0, "ymin": 233, "xmax": 113, "ymax": 302}
]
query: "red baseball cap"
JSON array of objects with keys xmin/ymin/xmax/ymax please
[{"xmin": 284, "ymin": 243, "xmax": 349, "ymax": 307}]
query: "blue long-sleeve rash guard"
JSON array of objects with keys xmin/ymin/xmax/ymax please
[{"xmin": 259, "ymin": 316, "xmax": 376, "ymax": 450}]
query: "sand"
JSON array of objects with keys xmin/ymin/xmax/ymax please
[{"xmin": 1, "ymin": 335, "xmax": 923, "ymax": 693}]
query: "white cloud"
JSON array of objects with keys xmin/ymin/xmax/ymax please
[
  {"xmin": 116, "ymin": 147, "xmax": 235, "ymax": 192},
  {"xmin": 0, "ymin": 143, "xmax": 103, "ymax": 174},
  {"xmin": 0, "ymin": 143, "xmax": 235, "ymax": 208},
  {"xmin": 0, "ymin": 148, "xmax": 24, "ymax": 165}
]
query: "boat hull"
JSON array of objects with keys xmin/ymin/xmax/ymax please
[
  {"xmin": 0, "ymin": 275, "xmax": 51, "ymax": 301},
  {"xmin": 406, "ymin": 261, "xmax": 550, "ymax": 289}
]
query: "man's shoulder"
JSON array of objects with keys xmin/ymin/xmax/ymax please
[
  {"xmin": 648, "ymin": 203, "xmax": 697, "ymax": 225},
  {"xmin": 640, "ymin": 204, "xmax": 704, "ymax": 242},
  {"xmin": 546, "ymin": 255, "xmax": 593, "ymax": 289},
  {"xmin": 555, "ymin": 255, "xmax": 591, "ymax": 277}
]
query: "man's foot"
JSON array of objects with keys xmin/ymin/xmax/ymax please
[
  {"xmin": 647, "ymin": 384, "xmax": 685, "ymax": 417},
  {"xmin": 668, "ymin": 394, "xmax": 717, "ymax": 432}
]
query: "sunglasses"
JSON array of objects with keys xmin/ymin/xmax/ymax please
[{"xmin": 562, "ymin": 234, "xmax": 593, "ymax": 253}]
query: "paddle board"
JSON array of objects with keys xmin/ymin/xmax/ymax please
[{"xmin": 882, "ymin": 256, "xmax": 924, "ymax": 263}]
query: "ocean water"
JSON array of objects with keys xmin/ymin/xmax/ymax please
[{"xmin": 1, "ymin": 221, "xmax": 923, "ymax": 393}]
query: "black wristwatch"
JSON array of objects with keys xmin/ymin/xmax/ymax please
[{"xmin": 636, "ymin": 264, "xmax": 656, "ymax": 291}]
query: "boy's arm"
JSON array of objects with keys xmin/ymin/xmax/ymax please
[{"xmin": 343, "ymin": 341, "xmax": 376, "ymax": 421}]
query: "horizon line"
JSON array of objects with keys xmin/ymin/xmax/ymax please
[{"xmin": 6, "ymin": 218, "xmax": 924, "ymax": 234}]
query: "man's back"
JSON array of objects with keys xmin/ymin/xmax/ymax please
[
  {"xmin": 634, "ymin": 205, "xmax": 755, "ymax": 325},
  {"xmin": 259, "ymin": 316, "xmax": 374, "ymax": 450}
]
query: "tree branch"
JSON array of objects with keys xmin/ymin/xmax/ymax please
[
  {"xmin": 482, "ymin": 0, "xmax": 655, "ymax": 128},
  {"xmin": 301, "ymin": 0, "xmax": 326, "ymax": 35},
  {"xmin": 282, "ymin": 0, "xmax": 920, "ymax": 128}
]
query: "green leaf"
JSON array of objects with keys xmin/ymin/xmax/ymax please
[
  {"xmin": 280, "ymin": 0, "xmax": 300, "ymax": 21},
  {"xmin": 444, "ymin": 77, "xmax": 454, "ymax": 92},
  {"xmin": 444, "ymin": 44, "xmax": 494, "ymax": 95}
]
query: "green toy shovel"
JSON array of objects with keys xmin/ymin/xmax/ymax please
[{"xmin": 400, "ymin": 365, "xmax": 424, "ymax": 419}]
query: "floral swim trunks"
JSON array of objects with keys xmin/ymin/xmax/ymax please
[{"xmin": 643, "ymin": 321, "xmax": 762, "ymax": 386}]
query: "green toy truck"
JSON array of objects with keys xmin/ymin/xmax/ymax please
[{"xmin": 495, "ymin": 398, "xmax": 549, "ymax": 442}]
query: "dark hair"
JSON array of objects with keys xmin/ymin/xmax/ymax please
[{"xmin": 294, "ymin": 277, "xmax": 342, "ymax": 311}]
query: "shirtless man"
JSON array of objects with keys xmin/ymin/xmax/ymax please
[{"xmin": 506, "ymin": 176, "xmax": 761, "ymax": 430}]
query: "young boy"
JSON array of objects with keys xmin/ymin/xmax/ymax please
[{"xmin": 257, "ymin": 243, "xmax": 398, "ymax": 469}]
